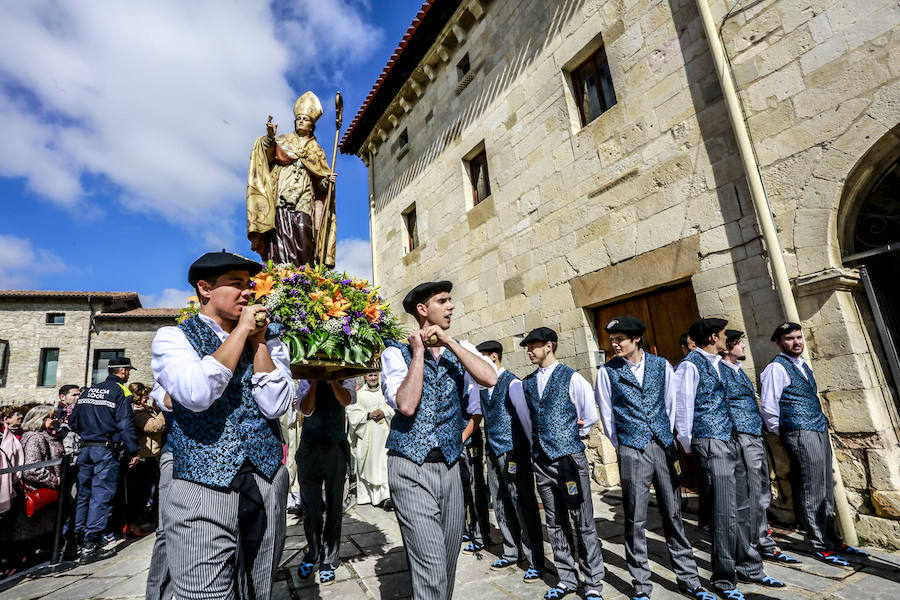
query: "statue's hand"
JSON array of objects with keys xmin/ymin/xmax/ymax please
[{"xmin": 266, "ymin": 116, "xmax": 277, "ymax": 140}]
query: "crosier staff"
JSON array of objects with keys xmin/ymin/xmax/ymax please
[{"xmin": 316, "ymin": 92, "xmax": 343, "ymax": 265}]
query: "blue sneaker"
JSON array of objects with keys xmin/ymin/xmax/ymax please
[
  {"xmin": 761, "ymin": 549, "xmax": 801, "ymax": 564},
  {"xmin": 840, "ymin": 544, "xmax": 869, "ymax": 557},
  {"xmin": 543, "ymin": 587, "xmax": 573, "ymax": 600},
  {"xmin": 679, "ymin": 587, "xmax": 716, "ymax": 600},
  {"xmin": 815, "ymin": 551, "xmax": 851, "ymax": 567},
  {"xmin": 738, "ymin": 574, "xmax": 784, "ymax": 588},
  {"xmin": 718, "ymin": 590, "xmax": 745, "ymax": 600},
  {"xmin": 523, "ymin": 567, "xmax": 541, "ymax": 583},
  {"xmin": 461, "ymin": 541, "xmax": 484, "ymax": 554},
  {"xmin": 491, "ymin": 558, "xmax": 514, "ymax": 570},
  {"xmin": 318, "ymin": 564, "xmax": 336, "ymax": 586},
  {"xmin": 297, "ymin": 559, "xmax": 316, "ymax": 579}
]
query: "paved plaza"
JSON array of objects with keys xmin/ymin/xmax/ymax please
[{"xmin": 2, "ymin": 492, "xmax": 899, "ymax": 600}]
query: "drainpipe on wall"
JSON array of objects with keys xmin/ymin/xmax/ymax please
[
  {"xmin": 83, "ymin": 298, "xmax": 95, "ymax": 387},
  {"xmin": 367, "ymin": 150, "xmax": 378, "ymax": 286},
  {"xmin": 693, "ymin": 0, "xmax": 858, "ymax": 544}
]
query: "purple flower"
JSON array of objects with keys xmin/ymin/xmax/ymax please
[
  {"xmin": 340, "ymin": 278, "xmax": 352, "ymax": 286},
  {"xmin": 343, "ymin": 323, "xmax": 352, "ymax": 336},
  {"xmin": 249, "ymin": 281, "xmax": 257, "ymax": 288},
  {"xmin": 299, "ymin": 327, "xmax": 311, "ymax": 334}
]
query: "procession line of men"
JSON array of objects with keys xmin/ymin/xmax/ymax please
[{"xmin": 136, "ymin": 253, "xmax": 867, "ymax": 600}]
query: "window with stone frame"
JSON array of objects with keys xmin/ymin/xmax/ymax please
[
  {"xmin": 466, "ymin": 148, "xmax": 492, "ymax": 206},
  {"xmin": 403, "ymin": 203, "xmax": 419, "ymax": 253},
  {"xmin": 0, "ymin": 339, "xmax": 8, "ymax": 387},
  {"xmin": 571, "ymin": 45, "xmax": 616, "ymax": 126},
  {"xmin": 37, "ymin": 347, "xmax": 59, "ymax": 387},
  {"xmin": 92, "ymin": 349, "xmax": 125, "ymax": 385},
  {"xmin": 46, "ymin": 312, "xmax": 65, "ymax": 325}
]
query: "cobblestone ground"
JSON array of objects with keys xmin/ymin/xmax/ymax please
[{"xmin": 2, "ymin": 491, "xmax": 899, "ymax": 600}]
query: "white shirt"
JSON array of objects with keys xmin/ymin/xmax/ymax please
[
  {"xmin": 151, "ymin": 313, "xmax": 295, "ymax": 419},
  {"xmin": 508, "ymin": 361, "xmax": 599, "ymax": 444},
  {"xmin": 760, "ymin": 353, "xmax": 809, "ymax": 435},
  {"xmin": 594, "ymin": 352, "xmax": 677, "ymax": 449},
  {"xmin": 380, "ymin": 340, "xmax": 493, "ymax": 417},
  {"xmin": 673, "ymin": 347, "xmax": 724, "ymax": 452}
]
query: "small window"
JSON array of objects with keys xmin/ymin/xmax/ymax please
[
  {"xmin": 571, "ymin": 46, "xmax": 616, "ymax": 126},
  {"xmin": 398, "ymin": 129, "xmax": 408, "ymax": 148},
  {"xmin": 38, "ymin": 348, "xmax": 59, "ymax": 387},
  {"xmin": 0, "ymin": 339, "xmax": 9, "ymax": 388},
  {"xmin": 457, "ymin": 53, "xmax": 471, "ymax": 80},
  {"xmin": 403, "ymin": 204, "xmax": 419, "ymax": 253},
  {"xmin": 46, "ymin": 313, "xmax": 65, "ymax": 325},
  {"xmin": 466, "ymin": 149, "xmax": 492, "ymax": 206},
  {"xmin": 92, "ymin": 349, "xmax": 125, "ymax": 385}
]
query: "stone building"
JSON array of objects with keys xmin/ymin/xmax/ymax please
[
  {"xmin": 0, "ymin": 290, "xmax": 179, "ymax": 405},
  {"xmin": 340, "ymin": 0, "xmax": 900, "ymax": 546}
]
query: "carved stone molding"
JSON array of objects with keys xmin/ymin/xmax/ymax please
[{"xmin": 793, "ymin": 267, "xmax": 862, "ymax": 297}]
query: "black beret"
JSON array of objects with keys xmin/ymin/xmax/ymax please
[
  {"xmin": 605, "ymin": 316, "xmax": 646, "ymax": 335},
  {"xmin": 475, "ymin": 340, "xmax": 503, "ymax": 355},
  {"xmin": 108, "ymin": 356, "xmax": 136, "ymax": 370},
  {"xmin": 188, "ymin": 251, "xmax": 263, "ymax": 286},
  {"xmin": 770, "ymin": 321, "xmax": 802, "ymax": 341},
  {"xmin": 688, "ymin": 317, "xmax": 728, "ymax": 343},
  {"xmin": 401, "ymin": 281, "xmax": 453, "ymax": 316},
  {"xmin": 520, "ymin": 327, "xmax": 558, "ymax": 347},
  {"xmin": 724, "ymin": 329, "xmax": 744, "ymax": 344}
]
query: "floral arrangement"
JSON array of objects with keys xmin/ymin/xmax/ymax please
[{"xmin": 177, "ymin": 263, "xmax": 403, "ymax": 365}]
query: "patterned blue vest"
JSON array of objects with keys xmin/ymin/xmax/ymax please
[
  {"xmin": 522, "ymin": 364, "xmax": 584, "ymax": 460},
  {"xmin": 385, "ymin": 341, "xmax": 466, "ymax": 465},
  {"xmin": 683, "ymin": 350, "xmax": 734, "ymax": 440},
  {"xmin": 479, "ymin": 369, "xmax": 526, "ymax": 456},
  {"xmin": 721, "ymin": 363, "xmax": 763, "ymax": 435},
  {"xmin": 605, "ymin": 353, "xmax": 674, "ymax": 450},
  {"xmin": 170, "ymin": 316, "xmax": 283, "ymax": 487},
  {"xmin": 773, "ymin": 355, "xmax": 827, "ymax": 432}
]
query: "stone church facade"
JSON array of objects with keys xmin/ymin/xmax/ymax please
[{"xmin": 341, "ymin": 0, "xmax": 900, "ymax": 546}]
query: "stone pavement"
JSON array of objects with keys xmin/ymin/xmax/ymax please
[{"xmin": 2, "ymin": 492, "xmax": 899, "ymax": 600}]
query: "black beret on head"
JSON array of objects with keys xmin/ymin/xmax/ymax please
[
  {"xmin": 688, "ymin": 317, "xmax": 729, "ymax": 344},
  {"xmin": 605, "ymin": 316, "xmax": 646, "ymax": 336},
  {"xmin": 402, "ymin": 281, "xmax": 453, "ymax": 316},
  {"xmin": 724, "ymin": 329, "xmax": 744, "ymax": 344},
  {"xmin": 188, "ymin": 251, "xmax": 263, "ymax": 286},
  {"xmin": 475, "ymin": 340, "xmax": 503, "ymax": 355},
  {"xmin": 520, "ymin": 327, "xmax": 558, "ymax": 347},
  {"xmin": 770, "ymin": 321, "xmax": 801, "ymax": 341}
]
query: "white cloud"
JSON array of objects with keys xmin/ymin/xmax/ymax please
[
  {"xmin": 0, "ymin": 0, "xmax": 381, "ymax": 233},
  {"xmin": 142, "ymin": 287, "xmax": 194, "ymax": 309},
  {"xmin": 0, "ymin": 234, "xmax": 68, "ymax": 288},
  {"xmin": 334, "ymin": 237, "xmax": 372, "ymax": 280}
]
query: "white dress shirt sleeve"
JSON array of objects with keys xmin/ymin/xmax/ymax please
[
  {"xmin": 459, "ymin": 340, "xmax": 499, "ymax": 395},
  {"xmin": 673, "ymin": 361, "xmax": 698, "ymax": 452},
  {"xmin": 760, "ymin": 361, "xmax": 788, "ymax": 435},
  {"xmin": 508, "ymin": 378, "xmax": 532, "ymax": 447},
  {"xmin": 151, "ymin": 326, "xmax": 234, "ymax": 413},
  {"xmin": 570, "ymin": 372, "xmax": 598, "ymax": 437},
  {"xmin": 664, "ymin": 361, "xmax": 677, "ymax": 433},
  {"xmin": 594, "ymin": 367, "xmax": 618, "ymax": 448},
  {"xmin": 150, "ymin": 382, "xmax": 170, "ymax": 412},
  {"xmin": 249, "ymin": 337, "xmax": 295, "ymax": 419},
  {"xmin": 380, "ymin": 346, "xmax": 406, "ymax": 410}
]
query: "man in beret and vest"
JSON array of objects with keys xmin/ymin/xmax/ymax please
[
  {"xmin": 595, "ymin": 317, "xmax": 707, "ymax": 600},
  {"xmin": 720, "ymin": 330, "xmax": 800, "ymax": 565},
  {"xmin": 674, "ymin": 318, "xmax": 784, "ymax": 599},
  {"xmin": 472, "ymin": 340, "xmax": 544, "ymax": 583},
  {"xmin": 512, "ymin": 327, "xmax": 605, "ymax": 600},
  {"xmin": 151, "ymin": 251, "xmax": 295, "ymax": 600},
  {"xmin": 760, "ymin": 322, "xmax": 868, "ymax": 566},
  {"xmin": 380, "ymin": 281, "xmax": 498, "ymax": 600}
]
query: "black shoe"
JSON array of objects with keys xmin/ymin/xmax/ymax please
[
  {"xmin": 679, "ymin": 586, "xmax": 717, "ymax": 599},
  {"xmin": 761, "ymin": 549, "xmax": 801, "ymax": 564},
  {"xmin": 737, "ymin": 574, "xmax": 785, "ymax": 587},
  {"xmin": 79, "ymin": 542, "xmax": 116, "ymax": 564},
  {"xmin": 381, "ymin": 498, "xmax": 394, "ymax": 511}
]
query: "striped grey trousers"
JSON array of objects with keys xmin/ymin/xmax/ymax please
[
  {"xmin": 164, "ymin": 465, "xmax": 289, "ymax": 600},
  {"xmin": 387, "ymin": 454, "xmax": 464, "ymax": 600},
  {"xmin": 736, "ymin": 433, "xmax": 777, "ymax": 554},
  {"xmin": 146, "ymin": 450, "xmax": 173, "ymax": 600},
  {"xmin": 619, "ymin": 440, "xmax": 700, "ymax": 596},
  {"xmin": 781, "ymin": 429, "xmax": 842, "ymax": 551}
]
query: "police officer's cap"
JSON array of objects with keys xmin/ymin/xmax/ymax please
[
  {"xmin": 725, "ymin": 329, "xmax": 744, "ymax": 344},
  {"xmin": 475, "ymin": 340, "xmax": 503, "ymax": 355},
  {"xmin": 605, "ymin": 316, "xmax": 646, "ymax": 336},
  {"xmin": 402, "ymin": 281, "xmax": 452, "ymax": 316},
  {"xmin": 688, "ymin": 317, "xmax": 728, "ymax": 343},
  {"xmin": 770, "ymin": 321, "xmax": 801, "ymax": 342},
  {"xmin": 108, "ymin": 357, "xmax": 136, "ymax": 370},
  {"xmin": 520, "ymin": 327, "xmax": 558, "ymax": 347},
  {"xmin": 188, "ymin": 251, "xmax": 263, "ymax": 286}
]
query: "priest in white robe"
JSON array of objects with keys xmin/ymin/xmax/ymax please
[{"xmin": 346, "ymin": 372, "xmax": 394, "ymax": 507}]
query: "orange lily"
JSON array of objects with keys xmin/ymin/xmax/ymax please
[
  {"xmin": 363, "ymin": 302, "xmax": 382, "ymax": 323},
  {"xmin": 252, "ymin": 273, "xmax": 277, "ymax": 299}
]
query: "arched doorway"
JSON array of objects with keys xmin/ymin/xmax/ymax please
[{"xmin": 841, "ymin": 127, "xmax": 900, "ymax": 410}]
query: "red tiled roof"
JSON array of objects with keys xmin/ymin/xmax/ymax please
[
  {"xmin": 94, "ymin": 308, "xmax": 181, "ymax": 319},
  {"xmin": 339, "ymin": 0, "xmax": 463, "ymax": 156},
  {"xmin": 0, "ymin": 290, "xmax": 140, "ymax": 302}
]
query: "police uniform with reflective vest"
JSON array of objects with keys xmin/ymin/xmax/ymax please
[
  {"xmin": 70, "ymin": 372, "xmax": 139, "ymax": 546},
  {"xmin": 513, "ymin": 328, "xmax": 605, "ymax": 598}
]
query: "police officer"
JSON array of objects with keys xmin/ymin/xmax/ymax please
[{"xmin": 70, "ymin": 356, "xmax": 139, "ymax": 563}]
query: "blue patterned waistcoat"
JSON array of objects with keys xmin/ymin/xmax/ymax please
[
  {"xmin": 385, "ymin": 341, "xmax": 466, "ymax": 465},
  {"xmin": 605, "ymin": 353, "xmax": 674, "ymax": 450},
  {"xmin": 480, "ymin": 369, "xmax": 526, "ymax": 457},
  {"xmin": 683, "ymin": 350, "xmax": 734, "ymax": 440},
  {"xmin": 773, "ymin": 355, "xmax": 827, "ymax": 432},
  {"xmin": 522, "ymin": 364, "xmax": 584, "ymax": 460},
  {"xmin": 721, "ymin": 363, "xmax": 763, "ymax": 436},
  {"xmin": 170, "ymin": 315, "xmax": 283, "ymax": 487}
]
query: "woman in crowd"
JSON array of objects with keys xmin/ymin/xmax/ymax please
[
  {"xmin": 126, "ymin": 383, "xmax": 165, "ymax": 537},
  {"xmin": 20, "ymin": 405, "xmax": 64, "ymax": 490},
  {"xmin": 0, "ymin": 406, "xmax": 25, "ymax": 440}
]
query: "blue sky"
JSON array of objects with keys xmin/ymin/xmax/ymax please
[{"xmin": 0, "ymin": 0, "xmax": 420, "ymax": 307}]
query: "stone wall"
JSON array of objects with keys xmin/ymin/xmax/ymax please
[
  {"xmin": 360, "ymin": 0, "xmax": 900, "ymax": 545},
  {"xmin": 91, "ymin": 318, "xmax": 171, "ymax": 387}
]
